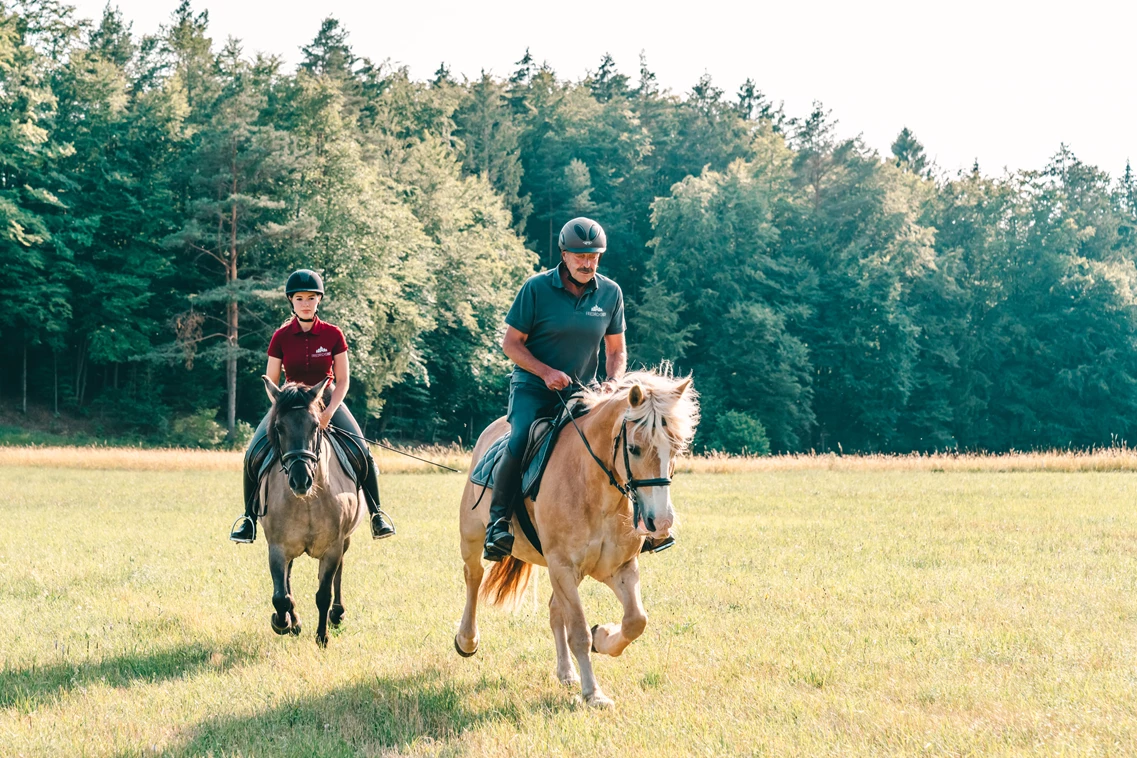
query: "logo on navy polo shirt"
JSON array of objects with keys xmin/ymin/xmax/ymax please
[{"xmin": 587, "ymin": 304, "xmax": 606, "ymax": 317}]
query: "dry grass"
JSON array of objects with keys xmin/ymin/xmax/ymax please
[
  {"xmin": 0, "ymin": 443, "xmax": 469, "ymax": 473},
  {"xmin": 680, "ymin": 446, "xmax": 1137, "ymax": 473},
  {"xmin": 7, "ymin": 443, "xmax": 1137, "ymax": 475}
]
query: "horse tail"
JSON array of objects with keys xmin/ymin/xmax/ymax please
[{"xmin": 480, "ymin": 555, "xmax": 533, "ymax": 611}]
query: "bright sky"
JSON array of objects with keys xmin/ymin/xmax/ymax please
[{"xmin": 68, "ymin": 0, "xmax": 1136, "ymax": 178}]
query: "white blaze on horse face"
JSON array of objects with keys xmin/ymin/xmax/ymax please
[{"xmin": 637, "ymin": 428, "xmax": 674, "ymax": 537}]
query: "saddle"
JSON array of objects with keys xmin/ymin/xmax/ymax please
[
  {"xmin": 249, "ymin": 428, "xmax": 369, "ymax": 515},
  {"xmin": 468, "ymin": 396, "xmax": 590, "ymax": 553},
  {"xmin": 469, "ymin": 396, "xmax": 589, "ymax": 499}
]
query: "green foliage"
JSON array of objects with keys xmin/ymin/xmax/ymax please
[
  {"xmin": 3, "ymin": 2, "xmax": 1137, "ymax": 454},
  {"xmin": 168, "ymin": 407, "xmax": 225, "ymax": 448},
  {"xmin": 705, "ymin": 411, "xmax": 771, "ymax": 455}
]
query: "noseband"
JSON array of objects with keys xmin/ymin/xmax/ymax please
[{"xmin": 276, "ymin": 404, "xmax": 323, "ymax": 479}]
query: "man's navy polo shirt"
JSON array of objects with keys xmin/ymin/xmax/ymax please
[
  {"xmin": 505, "ymin": 264, "xmax": 625, "ymax": 387},
  {"xmin": 267, "ymin": 316, "xmax": 348, "ymax": 387}
]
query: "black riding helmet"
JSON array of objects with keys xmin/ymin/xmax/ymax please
[
  {"xmin": 285, "ymin": 269, "xmax": 324, "ymax": 297},
  {"xmin": 558, "ymin": 217, "xmax": 607, "ymax": 253}
]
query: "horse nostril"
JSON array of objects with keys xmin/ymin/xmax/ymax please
[{"xmin": 644, "ymin": 515, "xmax": 656, "ymax": 533}]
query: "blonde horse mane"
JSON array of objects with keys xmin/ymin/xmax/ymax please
[{"xmin": 580, "ymin": 363, "xmax": 700, "ymax": 451}]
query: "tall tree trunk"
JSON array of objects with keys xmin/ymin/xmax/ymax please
[
  {"xmin": 22, "ymin": 342, "xmax": 27, "ymax": 415},
  {"xmin": 53, "ymin": 350, "xmax": 58, "ymax": 416},
  {"xmin": 225, "ymin": 180, "xmax": 239, "ymax": 442}
]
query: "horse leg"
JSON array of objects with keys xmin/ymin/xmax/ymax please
[
  {"xmin": 593, "ymin": 559, "xmax": 647, "ymax": 657},
  {"xmin": 269, "ymin": 545, "xmax": 294, "ymax": 635},
  {"xmin": 455, "ymin": 524, "xmax": 484, "ymax": 657},
  {"xmin": 285, "ymin": 558, "xmax": 300, "ymax": 635},
  {"xmin": 330, "ymin": 536, "xmax": 348, "ymax": 627},
  {"xmin": 314, "ymin": 546, "xmax": 343, "ymax": 647},
  {"xmin": 548, "ymin": 560, "xmax": 613, "ymax": 708},
  {"xmin": 549, "ymin": 593, "xmax": 579, "ymax": 686}
]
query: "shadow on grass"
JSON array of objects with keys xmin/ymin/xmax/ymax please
[
  {"xmin": 0, "ymin": 638, "xmax": 259, "ymax": 711},
  {"xmin": 158, "ymin": 667, "xmax": 572, "ymax": 757}
]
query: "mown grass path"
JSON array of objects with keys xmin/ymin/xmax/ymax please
[{"xmin": 1, "ymin": 467, "xmax": 1136, "ymax": 756}]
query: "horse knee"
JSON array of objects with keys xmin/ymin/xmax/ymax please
[{"xmin": 624, "ymin": 612, "xmax": 648, "ymax": 641}]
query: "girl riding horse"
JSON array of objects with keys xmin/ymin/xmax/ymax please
[{"xmin": 228, "ymin": 269, "xmax": 395, "ymax": 543}]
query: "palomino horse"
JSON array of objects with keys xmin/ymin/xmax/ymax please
[
  {"xmin": 455, "ymin": 370, "xmax": 699, "ymax": 707},
  {"xmin": 259, "ymin": 377, "xmax": 365, "ymax": 647}
]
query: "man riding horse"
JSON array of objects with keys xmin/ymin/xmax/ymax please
[{"xmin": 484, "ymin": 216, "xmax": 651, "ymax": 562}]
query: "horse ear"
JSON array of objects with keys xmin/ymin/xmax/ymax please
[
  {"xmin": 674, "ymin": 377, "xmax": 692, "ymax": 397},
  {"xmin": 312, "ymin": 377, "xmax": 332, "ymax": 406},
  {"xmin": 263, "ymin": 375, "xmax": 282, "ymax": 403},
  {"xmin": 628, "ymin": 384, "xmax": 645, "ymax": 408}
]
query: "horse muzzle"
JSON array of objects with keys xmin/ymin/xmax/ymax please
[
  {"xmin": 289, "ymin": 468, "xmax": 314, "ymax": 496},
  {"xmin": 636, "ymin": 511, "xmax": 674, "ymax": 538}
]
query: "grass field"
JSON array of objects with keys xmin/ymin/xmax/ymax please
[{"xmin": 2, "ymin": 462, "xmax": 1137, "ymax": 756}]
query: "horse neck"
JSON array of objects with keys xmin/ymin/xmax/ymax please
[{"xmin": 575, "ymin": 395, "xmax": 628, "ymax": 483}]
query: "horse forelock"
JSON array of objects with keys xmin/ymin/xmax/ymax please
[
  {"xmin": 267, "ymin": 382, "xmax": 324, "ymax": 446},
  {"xmin": 581, "ymin": 367, "xmax": 700, "ymax": 452}
]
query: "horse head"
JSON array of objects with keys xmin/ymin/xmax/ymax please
[
  {"xmin": 264, "ymin": 376, "xmax": 331, "ymax": 496},
  {"xmin": 618, "ymin": 372, "xmax": 699, "ymax": 540}
]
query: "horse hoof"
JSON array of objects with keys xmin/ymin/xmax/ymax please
[
  {"xmin": 271, "ymin": 612, "xmax": 291, "ymax": 635},
  {"xmin": 330, "ymin": 605, "xmax": 345, "ymax": 627},
  {"xmin": 586, "ymin": 692, "xmax": 615, "ymax": 709},
  {"xmin": 316, "ymin": 633, "xmax": 328, "ymax": 648},
  {"xmin": 289, "ymin": 622, "xmax": 302, "ymax": 637},
  {"xmin": 454, "ymin": 634, "xmax": 478, "ymax": 658},
  {"xmin": 590, "ymin": 624, "xmax": 599, "ymax": 653}
]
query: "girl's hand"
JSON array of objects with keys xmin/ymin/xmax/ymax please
[{"xmin": 318, "ymin": 409, "xmax": 333, "ymax": 430}]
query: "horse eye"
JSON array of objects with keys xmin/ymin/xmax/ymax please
[{"xmin": 629, "ymin": 445, "xmax": 641, "ymax": 456}]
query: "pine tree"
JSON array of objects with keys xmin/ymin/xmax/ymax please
[{"xmin": 891, "ymin": 126, "xmax": 928, "ymax": 175}]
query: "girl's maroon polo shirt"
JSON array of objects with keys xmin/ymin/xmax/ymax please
[{"xmin": 267, "ymin": 317, "xmax": 348, "ymax": 386}]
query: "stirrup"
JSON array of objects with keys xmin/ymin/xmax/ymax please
[
  {"xmin": 229, "ymin": 515, "xmax": 256, "ymax": 544},
  {"xmin": 641, "ymin": 535, "xmax": 675, "ymax": 554},
  {"xmin": 370, "ymin": 510, "xmax": 395, "ymax": 540}
]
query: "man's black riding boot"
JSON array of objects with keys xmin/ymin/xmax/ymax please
[
  {"xmin": 229, "ymin": 467, "xmax": 258, "ymax": 543},
  {"xmin": 641, "ymin": 535, "xmax": 676, "ymax": 554},
  {"xmin": 362, "ymin": 457, "xmax": 395, "ymax": 540},
  {"xmin": 484, "ymin": 449, "xmax": 523, "ymax": 562}
]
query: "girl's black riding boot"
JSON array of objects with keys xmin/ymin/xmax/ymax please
[
  {"xmin": 363, "ymin": 456, "xmax": 395, "ymax": 539},
  {"xmin": 483, "ymin": 449, "xmax": 522, "ymax": 562},
  {"xmin": 229, "ymin": 468, "xmax": 258, "ymax": 543}
]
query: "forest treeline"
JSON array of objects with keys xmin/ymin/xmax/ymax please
[{"xmin": 4, "ymin": 0, "xmax": 1137, "ymax": 453}]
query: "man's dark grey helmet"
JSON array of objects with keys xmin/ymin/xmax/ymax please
[
  {"xmin": 558, "ymin": 217, "xmax": 607, "ymax": 253},
  {"xmin": 285, "ymin": 269, "xmax": 325, "ymax": 296}
]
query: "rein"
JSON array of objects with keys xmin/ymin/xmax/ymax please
[{"xmin": 556, "ymin": 387, "xmax": 673, "ymax": 530}]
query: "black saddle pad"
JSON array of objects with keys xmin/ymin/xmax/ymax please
[{"xmin": 252, "ymin": 429, "xmax": 367, "ymax": 514}]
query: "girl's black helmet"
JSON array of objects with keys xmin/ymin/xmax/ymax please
[
  {"xmin": 285, "ymin": 269, "xmax": 324, "ymax": 296},
  {"xmin": 558, "ymin": 217, "xmax": 607, "ymax": 253}
]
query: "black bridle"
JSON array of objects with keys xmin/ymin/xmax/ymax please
[
  {"xmin": 276, "ymin": 405, "xmax": 324, "ymax": 480},
  {"xmin": 557, "ymin": 389, "xmax": 673, "ymax": 530}
]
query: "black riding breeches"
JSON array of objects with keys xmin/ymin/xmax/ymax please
[{"xmin": 506, "ymin": 379, "xmax": 561, "ymax": 458}]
